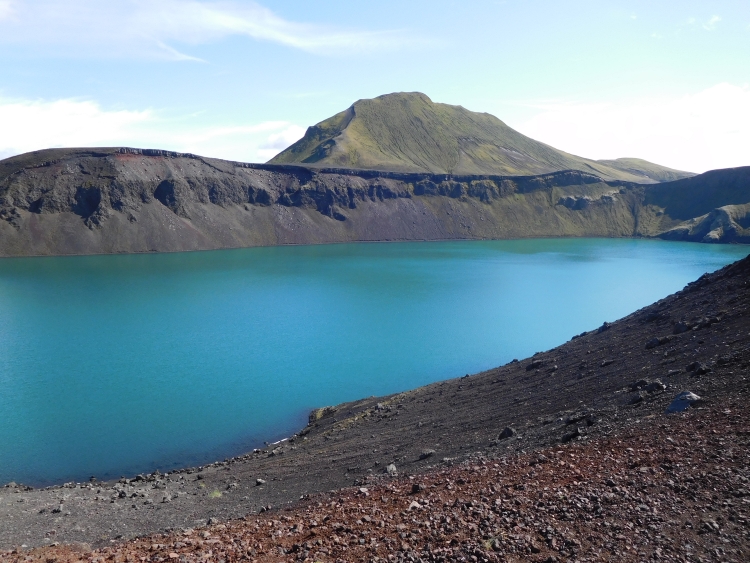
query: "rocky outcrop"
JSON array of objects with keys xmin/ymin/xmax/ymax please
[
  {"xmin": 0, "ymin": 148, "xmax": 746, "ymax": 256},
  {"xmin": 659, "ymin": 203, "xmax": 750, "ymax": 244}
]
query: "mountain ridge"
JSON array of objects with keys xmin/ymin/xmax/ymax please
[
  {"xmin": 0, "ymin": 146, "xmax": 747, "ymax": 256},
  {"xmin": 269, "ymin": 92, "xmax": 694, "ymax": 183}
]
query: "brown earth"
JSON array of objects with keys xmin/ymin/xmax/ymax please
[{"xmin": 1, "ymin": 243, "xmax": 749, "ymax": 560}]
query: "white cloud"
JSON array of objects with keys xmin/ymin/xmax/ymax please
[
  {"xmin": 0, "ymin": 98, "xmax": 152, "ymax": 158},
  {"xmin": 257, "ymin": 125, "xmax": 307, "ymax": 160},
  {"xmin": 512, "ymin": 83, "xmax": 750, "ymax": 173},
  {"xmin": 0, "ymin": 0, "xmax": 13, "ymax": 20},
  {"xmin": 0, "ymin": 0, "xmax": 407, "ymax": 59},
  {"xmin": 0, "ymin": 97, "xmax": 305, "ymax": 163},
  {"xmin": 703, "ymin": 15, "xmax": 721, "ymax": 31}
]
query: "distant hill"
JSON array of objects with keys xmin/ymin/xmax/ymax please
[
  {"xmin": 269, "ymin": 92, "xmax": 694, "ymax": 183},
  {"xmin": 596, "ymin": 158, "xmax": 692, "ymax": 183}
]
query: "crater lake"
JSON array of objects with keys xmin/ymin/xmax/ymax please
[{"xmin": 0, "ymin": 238, "xmax": 747, "ymax": 486}]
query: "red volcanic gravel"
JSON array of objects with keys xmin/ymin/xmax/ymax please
[{"xmin": 4, "ymin": 401, "xmax": 748, "ymax": 563}]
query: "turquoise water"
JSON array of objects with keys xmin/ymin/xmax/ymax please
[{"xmin": 0, "ymin": 238, "xmax": 746, "ymax": 486}]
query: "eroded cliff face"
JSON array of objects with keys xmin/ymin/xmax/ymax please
[{"xmin": 0, "ymin": 148, "xmax": 746, "ymax": 256}]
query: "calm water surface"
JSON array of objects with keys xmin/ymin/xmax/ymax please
[{"xmin": 0, "ymin": 238, "xmax": 747, "ymax": 485}]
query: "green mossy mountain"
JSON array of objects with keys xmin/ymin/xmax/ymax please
[{"xmin": 269, "ymin": 92, "xmax": 694, "ymax": 183}]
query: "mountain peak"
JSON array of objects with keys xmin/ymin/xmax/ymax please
[{"xmin": 269, "ymin": 92, "xmax": 693, "ymax": 183}]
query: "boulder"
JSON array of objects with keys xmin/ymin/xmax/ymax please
[
  {"xmin": 666, "ymin": 391, "xmax": 702, "ymax": 413},
  {"xmin": 498, "ymin": 427, "xmax": 515, "ymax": 440}
]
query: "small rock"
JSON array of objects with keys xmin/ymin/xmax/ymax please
[
  {"xmin": 562, "ymin": 427, "xmax": 583, "ymax": 443},
  {"xmin": 408, "ymin": 501, "xmax": 421, "ymax": 510},
  {"xmin": 628, "ymin": 392, "xmax": 644, "ymax": 405},
  {"xmin": 526, "ymin": 359, "xmax": 545, "ymax": 371},
  {"xmin": 645, "ymin": 379, "xmax": 666, "ymax": 393},
  {"xmin": 673, "ymin": 321, "xmax": 692, "ymax": 334},
  {"xmin": 411, "ymin": 483, "xmax": 425, "ymax": 494},
  {"xmin": 385, "ymin": 464, "xmax": 397, "ymax": 477},
  {"xmin": 686, "ymin": 361, "xmax": 710, "ymax": 375},
  {"xmin": 207, "ymin": 517, "xmax": 220, "ymax": 525},
  {"xmin": 498, "ymin": 427, "xmax": 515, "ymax": 440},
  {"xmin": 419, "ymin": 449, "xmax": 436, "ymax": 460},
  {"xmin": 666, "ymin": 391, "xmax": 702, "ymax": 413},
  {"xmin": 717, "ymin": 354, "xmax": 735, "ymax": 366},
  {"xmin": 630, "ymin": 379, "xmax": 649, "ymax": 391},
  {"xmin": 255, "ymin": 478, "xmax": 266, "ymax": 486},
  {"xmin": 597, "ymin": 322, "xmax": 611, "ymax": 333}
]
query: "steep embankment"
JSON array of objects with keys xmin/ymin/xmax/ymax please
[
  {"xmin": 2, "ymin": 238, "xmax": 749, "ymax": 555},
  {"xmin": 0, "ymin": 148, "xmax": 746, "ymax": 257},
  {"xmin": 269, "ymin": 92, "xmax": 694, "ymax": 183},
  {"xmin": 645, "ymin": 166, "xmax": 750, "ymax": 243}
]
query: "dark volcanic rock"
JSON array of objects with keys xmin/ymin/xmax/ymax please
[{"xmin": 1, "ymin": 148, "xmax": 749, "ymax": 256}]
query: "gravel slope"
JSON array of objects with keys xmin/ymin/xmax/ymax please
[{"xmin": 6, "ymin": 402, "xmax": 747, "ymax": 562}]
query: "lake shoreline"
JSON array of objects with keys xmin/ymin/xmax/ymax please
[
  {"xmin": 2, "ymin": 238, "xmax": 746, "ymax": 487},
  {"xmin": 2, "ymin": 251, "xmax": 749, "ymax": 550}
]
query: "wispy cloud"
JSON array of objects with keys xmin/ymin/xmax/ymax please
[
  {"xmin": 0, "ymin": 96, "xmax": 304, "ymax": 163},
  {"xmin": 156, "ymin": 42, "xmax": 206, "ymax": 63},
  {"xmin": 703, "ymin": 15, "xmax": 721, "ymax": 31},
  {"xmin": 512, "ymin": 83, "xmax": 750, "ymax": 173},
  {"xmin": 0, "ymin": 0, "xmax": 409, "ymax": 59}
]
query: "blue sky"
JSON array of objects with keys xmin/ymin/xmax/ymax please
[{"xmin": 0, "ymin": 0, "xmax": 748, "ymax": 172}]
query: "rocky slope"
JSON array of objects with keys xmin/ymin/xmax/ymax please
[
  {"xmin": 8, "ymin": 404, "xmax": 747, "ymax": 562},
  {"xmin": 269, "ymin": 92, "xmax": 694, "ymax": 182},
  {"xmin": 0, "ymin": 147, "xmax": 747, "ymax": 257},
  {"xmin": 2, "ymin": 245, "xmax": 749, "ymax": 555}
]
